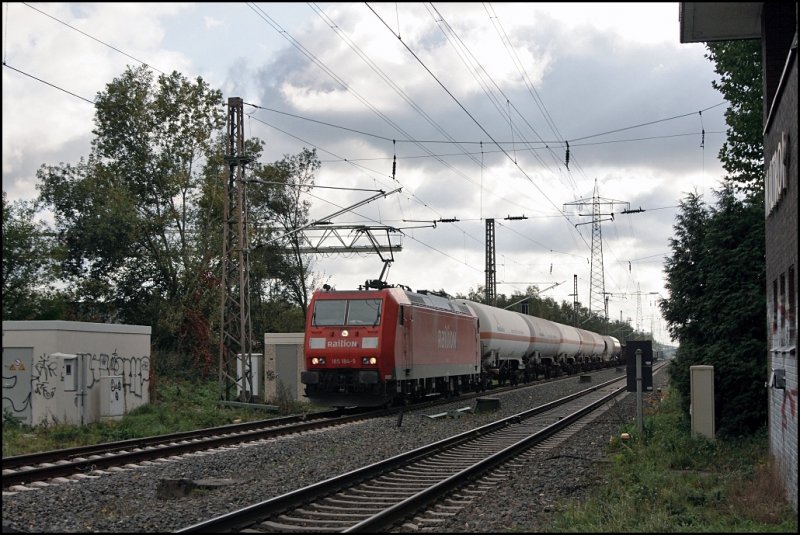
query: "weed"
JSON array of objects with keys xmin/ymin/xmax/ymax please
[
  {"xmin": 1, "ymin": 375, "xmax": 321, "ymax": 456},
  {"xmin": 548, "ymin": 386, "xmax": 798, "ymax": 533}
]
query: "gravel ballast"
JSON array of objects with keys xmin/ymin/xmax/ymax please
[{"xmin": 2, "ymin": 366, "xmax": 666, "ymax": 533}]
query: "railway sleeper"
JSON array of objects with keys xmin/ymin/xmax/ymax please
[
  {"xmin": 328, "ymin": 493, "xmax": 399, "ymax": 503},
  {"xmin": 322, "ymin": 496, "xmax": 397, "ymax": 506},
  {"xmin": 260, "ymin": 519, "xmax": 345, "ymax": 532},
  {"xmin": 292, "ymin": 509, "xmax": 368, "ymax": 519},
  {"xmin": 354, "ymin": 485, "xmax": 420, "ymax": 495},
  {"xmin": 314, "ymin": 503, "xmax": 385, "ymax": 512},
  {"xmin": 277, "ymin": 514, "xmax": 354, "ymax": 526}
]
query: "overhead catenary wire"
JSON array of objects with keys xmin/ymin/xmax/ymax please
[
  {"xmin": 367, "ymin": 3, "xmax": 589, "ymax": 252},
  {"xmin": 242, "ymin": 103, "xmax": 725, "ymax": 147},
  {"xmin": 20, "ymin": 2, "xmax": 167, "ymax": 74},
  {"xmin": 5, "ymin": 2, "xmax": 713, "ymax": 323},
  {"xmin": 246, "ymin": 2, "xmax": 501, "ymax": 254},
  {"xmin": 424, "ymin": 3, "xmax": 559, "ymax": 177},
  {"xmin": 309, "ymin": 2, "xmax": 483, "ymax": 169},
  {"xmin": 244, "ymin": 112, "xmax": 488, "ymax": 247}
]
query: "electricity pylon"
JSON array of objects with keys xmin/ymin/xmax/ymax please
[
  {"xmin": 219, "ymin": 97, "xmax": 255, "ymax": 402},
  {"xmin": 219, "ymin": 99, "xmax": 402, "ymax": 403},
  {"xmin": 485, "ymin": 218, "xmax": 496, "ymax": 305},
  {"xmin": 564, "ymin": 179, "xmax": 629, "ymax": 319}
]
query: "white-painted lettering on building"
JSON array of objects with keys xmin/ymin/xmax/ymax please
[{"xmin": 766, "ymin": 131, "xmax": 788, "ymax": 216}]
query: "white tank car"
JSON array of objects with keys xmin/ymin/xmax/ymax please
[
  {"xmin": 518, "ymin": 315, "xmax": 562, "ymax": 363},
  {"xmin": 458, "ymin": 299, "xmax": 620, "ymax": 379},
  {"xmin": 552, "ymin": 322, "xmax": 582, "ymax": 360},
  {"xmin": 601, "ymin": 335, "xmax": 622, "ymax": 360},
  {"xmin": 456, "ymin": 300, "xmax": 533, "ymax": 361},
  {"xmin": 577, "ymin": 328, "xmax": 606, "ymax": 358}
]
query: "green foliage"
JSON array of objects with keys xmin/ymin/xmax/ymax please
[
  {"xmin": 36, "ymin": 65, "xmax": 226, "ymax": 364},
  {"xmin": 661, "ymin": 192, "xmax": 709, "ymax": 347},
  {"xmin": 663, "ymin": 187, "xmax": 767, "ymax": 437},
  {"xmin": 3, "ymin": 407, "xmax": 26, "ymax": 429},
  {"xmin": 705, "ymin": 40, "xmax": 764, "ymax": 198},
  {"xmin": 1, "ymin": 192, "xmax": 67, "ymax": 320},
  {"xmin": 661, "ymin": 39, "xmax": 767, "ymax": 438},
  {"xmin": 549, "ymin": 389, "xmax": 797, "ymax": 533},
  {"xmin": 249, "ymin": 148, "xmax": 324, "ymax": 319},
  {"xmin": 152, "ymin": 350, "xmax": 205, "ymax": 381},
  {"xmin": 2, "ymin": 375, "xmax": 314, "ymax": 456},
  {"xmin": 29, "ymin": 65, "xmax": 321, "ymax": 367}
]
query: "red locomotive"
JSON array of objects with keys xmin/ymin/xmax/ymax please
[{"xmin": 301, "ymin": 285, "xmax": 621, "ymax": 407}]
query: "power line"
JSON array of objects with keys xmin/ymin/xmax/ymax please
[
  {"xmin": 245, "ymin": 102, "xmax": 726, "ymax": 148},
  {"xmin": 309, "ymin": 3, "xmax": 483, "ymax": 169},
  {"xmin": 569, "ymin": 102, "xmax": 727, "ymax": 142},
  {"xmin": 21, "ymin": 2, "xmax": 167, "ymax": 74},
  {"xmin": 2, "ymin": 62, "xmax": 95, "ymax": 104},
  {"xmin": 367, "ymin": 3, "xmax": 589, "ymax": 253}
]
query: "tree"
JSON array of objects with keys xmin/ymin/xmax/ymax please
[
  {"xmin": 705, "ymin": 40, "xmax": 763, "ymax": 197},
  {"xmin": 661, "ymin": 39, "xmax": 767, "ymax": 437},
  {"xmin": 249, "ymin": 148, "xmax": 324, "ymax": 321},
  {"xmin": 32, "ymin": 64, "xmax": 332, "ymax": 379},
  {"xmin": 2, "ymin": 192, "xmax": 66, "ymax": 320},
  {"xmin": 698, "ymin": 184, "xmax": 766, "ymax": 435},
  {"xmin": 37, "ymin": 65, "xmax": 226, "ymax": 358},
  {"xmin": 660, "ymin": 191, "xmax": 709, "ymax": 349},
  {"xmin": 662, "ymin": 186, "xmax": 767, "ymax": 436}
]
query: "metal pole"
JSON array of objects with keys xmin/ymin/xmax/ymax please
[{"xmin": 635, "ymin": 348, "xmax": 643, "ymax": 436}]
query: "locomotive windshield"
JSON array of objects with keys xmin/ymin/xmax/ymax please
[{"xmin": 312, "ymin": 298, "xmax": 382, "ymax": 326}]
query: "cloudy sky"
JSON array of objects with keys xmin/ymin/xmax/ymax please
[{"xmin": 2, "ymin": 3, "xmax": 730, "ymax": 344}]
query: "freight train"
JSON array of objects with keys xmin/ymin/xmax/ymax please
[{"xmin": 300, "ymin": 285, "xmax": 622, "ymax": 407}]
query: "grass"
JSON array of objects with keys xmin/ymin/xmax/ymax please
[
  {"xmin": 3, "ymin": 377, "xmax": 797, "ymax": 533},
  {"xmin": 545, "ymin": 387, "xmax": 798, "ymax": 532},
  {"xmin": 2, "ymin": 376, "xmax": 318, "ymax": 457}
]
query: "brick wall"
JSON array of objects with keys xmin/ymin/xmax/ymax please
[{"xmin": 764, "ymin": 33, "xmax": 797, "ymax": 513}]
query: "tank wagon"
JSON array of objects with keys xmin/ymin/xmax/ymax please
[
  {"xmin": 301, "ymin": 286, "xmax": 621, "ymax": 407},
  {"xmin": 458, "ymin": 300, "xmax": 621, "ymax": 382}
]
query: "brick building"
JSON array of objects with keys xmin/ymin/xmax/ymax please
[{"xmin": 680, "ymin": 2, "xmax": 797, "ymax": 512}]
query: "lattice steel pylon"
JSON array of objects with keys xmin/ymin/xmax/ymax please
[
  {"xmin": 564, "ymin": 179, "xmax": 629, "ymax": 319},
  {"xmin": 485, "ymin": 218, "xmax": 496, "ymax": 305},
  {"xmin": 219, "ymin": 97, "xmax": 255, "ymax": 403},
  {"xmin": 588, "ymin": 182, "xmax": 605, "ymax": 318}
]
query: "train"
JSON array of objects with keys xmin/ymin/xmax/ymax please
[{"xmin": 300, "ymin": 285, "xmax": 623, "ymax": 407}]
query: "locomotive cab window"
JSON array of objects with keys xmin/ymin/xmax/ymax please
[
  {"xmin": 313, "ymin": 300, "xmax": 347, "ymax": 326},
  {"xmin": 312, "ymin": 298, "xmax": 383, "ymax": 326},
  {"xmin": 346, "ymin": 299, "xmax": 382, "ymax": 325}
]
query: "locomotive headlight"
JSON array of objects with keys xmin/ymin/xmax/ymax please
[
  {"xmin": 311, "ymin": 357, "xmax": 326, "ymax": 365},
  {"xmin": 362, "ymin": 357, "xmax": 377, "ymax": 365}
]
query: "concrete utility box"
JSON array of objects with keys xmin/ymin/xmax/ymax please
[
  {"xmin": 2, "ymin": 320, "xmax": 151, "ymax": 427},
  {"xmin": 690, "ymin": 365, "xmax": 715, "ymax": 440},
  {"xmin": 263, "ymin": 333, "xmax": 307, "ymax": 403},
  {"xmin": 236, "ymin": 353, "xmax": 264, "ymax": 400},
  {"xmin": 99, "ymin": 375, "xmax": 125, "ymax": 421}
]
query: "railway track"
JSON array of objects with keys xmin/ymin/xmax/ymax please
[
  {"xmin": 177, "ymin": 367, "xmax": 656, "ymax": 533},
  {"xmin": 1, "ymin": 407, "xmax": 373, "ymax": 489},
  {"xmin": 1, "ymin": 370, "xmax": 594, "ymax": 491}
]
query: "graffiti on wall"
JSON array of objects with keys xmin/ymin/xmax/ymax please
[
  {"xmin": 32, "ymin": 353, "xmax": 59, "ymax": 399},
  {"xmin": 6, "ymin": 350, "xmax": 151, "ymax": 413},
  {"xmin": 782, "ymin": 388, "xmax": 798, "ymax": 432},
  {"xmin": 1, "ymin": 373, "xmax": 32, "ymax": 416},
  {"xmin": 80, "ymin": 350, "xmax": 150, "ymax": 399}
]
